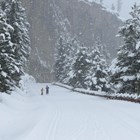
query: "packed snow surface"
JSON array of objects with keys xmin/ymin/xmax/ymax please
[{"xmin": 0, "ymin": 83, "xmax": 140, "ymax": 140}]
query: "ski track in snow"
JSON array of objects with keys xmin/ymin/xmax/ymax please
[
  {"xmin": 0, "ymin": 83, "xmax": 140, "ymax": 140},
  {"xmin": 45, "ymin": 108, "xmax": 61, "ymax": 140}
]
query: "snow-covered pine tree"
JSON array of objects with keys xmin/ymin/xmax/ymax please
[
  {"xmin": 95, "ymin": 37, "xmax": 111, "ymax": 64},
  {"xmin": 88, "ymin": 41, "xmax": 110, "ymax": 92},
  {"xmin": 111, "ymin": 3, "xmax": 115, "ymax": 11},
  {"xmin": 61, "ymin": 38, "xmax": 75, "ymax": 84},
  {"xmin": 68, "ymin": 46, "xmax": 90, "ymax": 89},
  {"xmin": 55, "ymin": 36, "xmax": 67, "ymax": 82},
  {"xmin": 55, "ymin": 33, "xmax": 79, "ymax": 84},
  {"xmin": 110, "ymin": 4, "xmax": 140, "ymax": 94},
  {"xmin": 62, "ymin": 36, "xmax": 81, "ymax": 84},
  {"xmin": 100, "ymin": 0, "xmax": 103, "ymax": 5},
  {"xmin": 117, "ymin": 0, "xmax": 122, "ymax": 13},
  {"xmin": 0, "ymin": 9, "xmax": 18, "ymax": 92},
  {"xmin": 2, "ymin": 0, "xmax": 30, "ymax": 84}
]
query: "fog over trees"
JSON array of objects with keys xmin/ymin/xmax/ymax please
[{"xmin": 22, "ymin": 0, "xmax": 122, "ymax": 82}]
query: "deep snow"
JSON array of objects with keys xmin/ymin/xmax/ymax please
[{"xmin": 0, "ymin": 83, "xmax": 140, "ymax": 140}]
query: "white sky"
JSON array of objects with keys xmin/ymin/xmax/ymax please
[{"xmin": 88, "ymin": 0, "xmax": 140, "ymax": 19}]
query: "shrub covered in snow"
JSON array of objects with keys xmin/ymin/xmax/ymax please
[{"xmin": 19, "ymin": 73, "xmax": 36, "ymax": 92}]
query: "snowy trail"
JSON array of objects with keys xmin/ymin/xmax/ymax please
[{"xmin": 0, "ymin": 83, "xmax": 140, "ymax": 140}]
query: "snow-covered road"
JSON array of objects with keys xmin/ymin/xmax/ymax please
[{"xmin": 0, "ymin": 83, "xmax": 140, "ymax": 140}]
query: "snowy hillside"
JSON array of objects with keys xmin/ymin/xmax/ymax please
[
  {"xmin": 90, "ymin": 0, "xmax": 140, "ymax": 19},
  {"xmin": 23, "ymin": 0, "xmax": 122, "ymax": 82},
  {"xmin": 0, "ymin": 83, "xmax": 140, "ymax": 140}
]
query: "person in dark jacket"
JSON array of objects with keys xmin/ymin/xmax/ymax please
[{"xmin": 46, "ymin": 85, "xmax": 49, "ymax": 94}]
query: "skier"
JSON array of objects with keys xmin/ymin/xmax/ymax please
[
  {"xmin": 46, "ymin": 85, "xmax": 49, "ymax": 94},
  {"xmin": 41, "ymin": 88, "xmax": 44, "ymax": 95}
]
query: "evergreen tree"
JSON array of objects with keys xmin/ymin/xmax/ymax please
[
  {"xmin": 95, "ymin": 37, "xmax": 110, "ymax": 64},
  {"xmin": 100, "ymin": 0, "xmax": 103, "ymax": 5},
  {"xmin": 2, "ymin": 0, "xmax": 30, "ymax": 84},
  {"xmin": 117, "ymin": 0, "xmax": 122, "ymax": 13},
  {"xmin": 63, "ymin": 36, "xmax": 80, "ymax": 84},
  {"xmin": 111, "ymin": 3, "xmax": 115, "ymax": 11},
  {"xmin": 0, "ymin": 0, "xmax": 30, "ymax": 92},
  {"xmin": 110, "ymin": 4, "xmax": 140, "ymax": 94},
  {"xmin": 55, "ymin": 34, "xmax": 79, "ymax": 84},
  {"xmin": 0, "ymin": 9, "xmax": 18, "ymax": 92},
  {"xmin": 61, "ymin": 39, "xmax": 74, "ymax": 84},
  {"xmin": 55, "ymin": 36, "xmax": 67, "ymax": 82},
  {"xmin": 88, "ymin": 41, "xmax": 109, "ymax": 92},
  {"xmin": 68, "ymin": 46, "xmax": 90, "ymax": 89}
]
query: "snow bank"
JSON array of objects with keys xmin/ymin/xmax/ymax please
[
  {"xmin": 54, "ymin": 83, "xmax": 140, "ymax": 103},
  {"xmin": 0, "ymin": 74, "xmax": 36, "ymax": 103},
  {"xmin": 53, "ymin": 82, "xmax": 107, "ymax": 96},
  {"xmin": 19, "ymin": 73, "xmax": 36, "ymax": 92}
]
